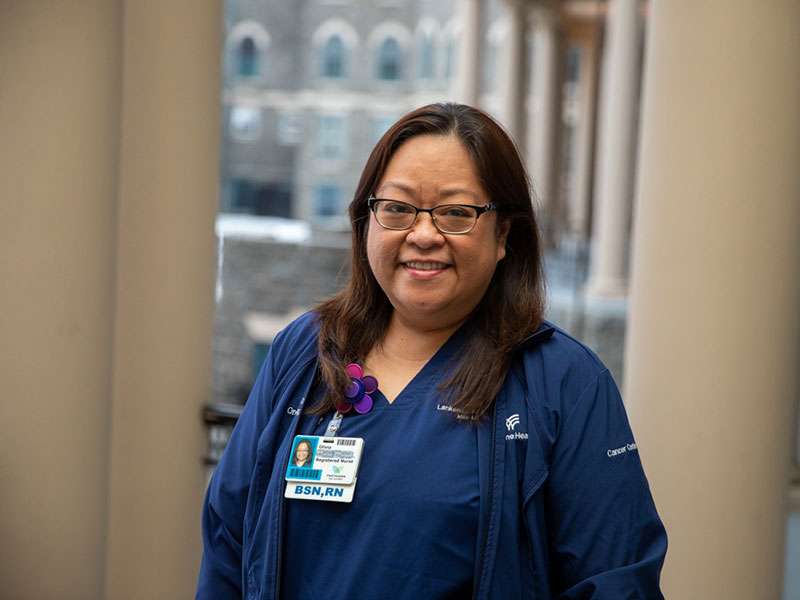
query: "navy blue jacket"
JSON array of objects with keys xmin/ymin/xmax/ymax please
[{"xmin": 197, "ymin": 313, "xmax": 667, "ymax": 599}]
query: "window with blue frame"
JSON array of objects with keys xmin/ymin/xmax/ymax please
[
  {"xmin": 314, "ymin": 185, "xmax": 342, "ymax": 218},
  {"xmin": 416, "ymin": 32, "xmax": 435, "ymax": 79},
  {"xmin": 238, "ymin": 36, "xmax": 260, "ymax": 77},
  {"xmin": 321, "ymin": 35, "xmax": 347, "ymax": 79},
  {"xmin": 316, "ymin": 115, "xmax": 347, "ymax": 159},
  {"xmin": 377, "ymin": 37, "xmax": 403, "ymax": 81},
  {"xmin": 225, "ymin": 179, "xmax": 257, "ymax": 213}
]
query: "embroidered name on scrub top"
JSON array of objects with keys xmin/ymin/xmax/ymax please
[{"xmin": 284, "ymin": 435, "xmax": 364, "ymax": 503}]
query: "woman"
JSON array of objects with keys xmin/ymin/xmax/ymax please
[
  {"xmin": 197, "ymin": 103, "xmax": 666, "ymax": 599},
  {"xmin": 289, "ymin": 439, "xmax": 312, "ymax": 468}
]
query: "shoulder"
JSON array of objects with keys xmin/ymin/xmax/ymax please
[
  {"xmin": 509, "ymin": 321, "xmax": 617, "ymax": 427},
  {"xmin": 268, "ymin": 311, "xmax": 320, "ymax": 372},
  {"xmin": 516, "ymin": 320, "xmax": 608, "ymax": 385}
]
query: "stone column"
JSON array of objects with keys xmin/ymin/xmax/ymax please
[
  {"xmin": 500, "ymin": 0, "xmax": 527, "ymax": 145},
  {"xmin": 0, "ymin": 3, "xmax": 121, "ymax": 598},
  {"xmin": 529, "ymin": 7, "xmax": 563, "ymax": 229},
  {"xmin": 104, "ymin": 2, "xmax": 222, "ymax": 598},
  {"xmin": 583, "ymin": 0, "xmax": 642, "ymax": 298},
  {"xmin": 455, "ymin": 0, "xmax": 485, "ymax": 106},
  {"xmin": 624, "ymin": 1, "xmax": 800, "ymax": 598},
  {"xmin": 567, "ymin": 30, "xmax": 601, "ymax": 240}
]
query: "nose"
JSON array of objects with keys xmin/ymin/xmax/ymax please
[{"xmin": 406, "ymin": 212, "xmax": 444, "ymax": 248}]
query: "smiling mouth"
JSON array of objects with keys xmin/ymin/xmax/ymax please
[{"xmin": 404, "ymin": 261, "xmax": 449, "ymax": 270}]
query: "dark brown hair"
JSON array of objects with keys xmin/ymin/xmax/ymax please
[{"xmin": 313, "ymin": 102, "xmax": 545, "ymax": 419}]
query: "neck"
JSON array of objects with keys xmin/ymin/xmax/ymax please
[{"xmin": 377, "ymin": 311, "xmax": 464, "ymax": 363}]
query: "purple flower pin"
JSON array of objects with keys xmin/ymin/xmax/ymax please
[{"xmin": 334, "ymin": 363, "xmax": 378, "ymax": 415}]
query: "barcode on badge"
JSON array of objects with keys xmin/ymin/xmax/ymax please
[
  {"xmin": 288, "ymin": 468, "xmax": 322, "ymax": 479},
  {"xmin": 336, "ymin": 439, "xmax": 356, "ymax": 446}
]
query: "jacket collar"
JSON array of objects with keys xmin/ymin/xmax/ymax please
[{"xmin": 515, "ymin": 321, "xmax": 556, "ymax": 352}]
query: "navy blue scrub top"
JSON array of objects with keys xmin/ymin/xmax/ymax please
[{"xmin": 281, "ymin": 332, "xmax": 480, "ymax": 599}]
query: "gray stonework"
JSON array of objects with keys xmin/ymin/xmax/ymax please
[{"xmin": 212, "ymin": 225, "xmax": 350, "ymax": 404}]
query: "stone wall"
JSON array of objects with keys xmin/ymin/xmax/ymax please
[{"xmin": 213, "ymin": 228, "xmax": 350, "ymax": 404}]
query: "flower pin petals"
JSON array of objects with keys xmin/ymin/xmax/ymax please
[
  {"xmin": 345, "ymin": 363, "xmax": 363, "ymax": 378},
  {"xmin": 354, "ymin": 395, "xmax": 373, "ymax": 414},
  {"xmin": 338, "ymin": 363, "xmax": 377, "ymax": 415},
  {"xmin": 334, "ymin": 399, "xmax": 353, "ymax": 414},
  {"xmin": 362, "ymin": 375, "xmax": 378, "ymax": 395}
]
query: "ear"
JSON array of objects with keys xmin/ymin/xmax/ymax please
[{"xmin": 496, "ymin": 219, "xmax": 510, "ymax": 262}]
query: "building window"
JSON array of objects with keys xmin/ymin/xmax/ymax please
[
  {"xmin": 320, "ymin": 35, "xmax": 347, "ymax": 78},
  {"xmin": 316, "ymin": 115, "xmax": 347, "ymax": 159},
  {"xmin": 314, "ymin": 185, "xmax": 342, "ymax": 218},
  {"xmin": 416, "ymin": 31, "xmax": 435, "ymax": 80},
  {"xmin": 229, "ymin": 105, "xmax": 263, "ymax": 142},
  {"xmin": 238, "ymin": 36, "xmax": 259, "ymax": 77},
  {"xmin": 225, "ymin": 179, "xmax": 257, "ymax": 213},
  {"xmin": 444, "ymin": 36, "xmax": 456, "ymax": 80},
  {"xmin": 276, "ymin": 111, "xmax": 303, "ymax": 145},
  {"xmin": 371, "ymin": 115, "xmax": 397, "ymax": 147},
  {"xmin": 377, "ymin": 37, "xmax": 403, "ymax": 81},
  {"xmin": 224, "ymin": 179, "xmax": 291, "ymax": 217},
  {"xmin": 227, "ymin": 20, "xmax": 270, "ymax": 81}
]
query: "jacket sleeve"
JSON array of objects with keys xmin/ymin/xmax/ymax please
[
  {"xmin": 195, "ymin": 350, "xmax": 278, "ymax": 599},
  {"xmin": 539, "ymin": 368, "xmax": 667, "ymax": 599}
]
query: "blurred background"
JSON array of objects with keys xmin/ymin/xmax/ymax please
[{"xmin": 1, "ymin": 1, "xmax": 798, "ymax": 598}]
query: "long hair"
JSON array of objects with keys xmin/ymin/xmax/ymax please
[
  {"xmin": 291, "ymin": 439, "xmax": 313, "ymax": 467},
  {"xmin": 313, "ymin": 103, "xmax": 546, "ymax": 419}
]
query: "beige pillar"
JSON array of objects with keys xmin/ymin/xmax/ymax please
[
  {"xmin": 104, "ymin": 2, "xmax": 222, "ymax": 598},
  {"xmin": 0, "ymin": 3, "xmax": 121, "ymax": 598},
  {"xmin": 500, "ymin": 0, "xmax": 526, "ymax": 144},
  {"xmin": 0, "ymin": 2, "xmax": 220, "ymax": 597},
  {"xmin": 529, "ymin": 7, "xmax": 563, "ymax": 222},
  {"xmin": 567, "ymin": 31, "xmax": 601, "ymax": 240},
  {"xmin": 624, "ymin": 1, "xmax": 800, "ymax": 598},
  {"xmin": 583, "ymin": 0, "xmax": 641, "ymax": 298},
  {"xmin": 455, "ymin": 0, "xmax": 485, "ymax": 106}
]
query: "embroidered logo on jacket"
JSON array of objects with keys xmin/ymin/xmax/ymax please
[
  {"xmin": 505, "ymin": 414, "xmax": 528, "ymax": 440},
  {"xmin": 506, "ymin": 414, "xmax": 520, "ymax": 431}
]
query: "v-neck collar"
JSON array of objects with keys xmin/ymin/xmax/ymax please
[{"xmin": 371, "ymin": 323, "xmax": 470, "ymax": 409}]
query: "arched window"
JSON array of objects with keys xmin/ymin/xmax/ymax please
[
  {"xmin": 228, "ymin": 21, "xmax": 270, "ymax": 80},
  {"xmin": 377, "ymin": 37, "xmax": 403, "ymax": 81},
  {"xmin": 238, "ymin": 36, "xmax": 259, "ymax": 77},
  {"xmin": 416, "ymin": 32, "xmax": 435, "ymax": 79},
  {"xmin": 321, "ymin": 35, "xmax": 346, "ymax": 79}
]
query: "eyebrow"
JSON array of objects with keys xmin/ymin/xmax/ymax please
[{"xmin": 375, "ymin": 182, "xmax": 480, "ymax": 202}]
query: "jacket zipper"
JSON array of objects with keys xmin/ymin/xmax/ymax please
[{"xmin": 472, "ymin": 401, "xmax": 498, "ymax": 600}]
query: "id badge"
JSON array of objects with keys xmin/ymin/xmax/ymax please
[{"xmin": 284, "ymin": 435, "xmax": 364, "ymax": 503}]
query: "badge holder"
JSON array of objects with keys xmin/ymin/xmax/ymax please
[{"xmin": 284, "ymin": 364, "xmax": 374, "ymax": 503}]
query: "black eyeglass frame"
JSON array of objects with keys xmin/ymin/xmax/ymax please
[{"xmin": 367, "ymin": 196, "xmax": 497, "ymax": 235}]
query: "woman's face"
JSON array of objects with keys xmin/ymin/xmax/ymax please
[
  {"xmin": 366, "ymin": 135, "xmax": 508, "ymax": 332},
  {"xmin": 295, "ymin": 442, "xmax": 310, "ymax": 464}
]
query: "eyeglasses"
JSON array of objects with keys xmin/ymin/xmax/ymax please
[{"xmin": 367, "ymin": 197, "xmax": 496, "ymax": 234}]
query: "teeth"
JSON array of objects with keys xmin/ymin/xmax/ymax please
[{"xmin": 406, "ymin": 262, "xmax": 447, "ymax": 270}]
